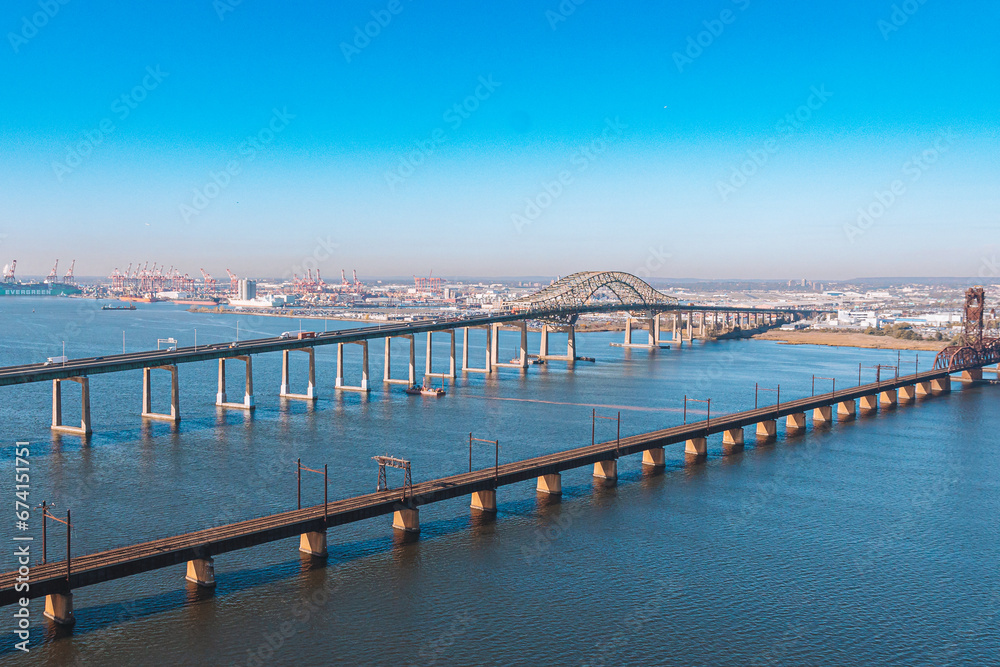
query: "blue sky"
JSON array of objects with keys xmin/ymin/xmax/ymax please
[{"xmin": 1, "ymin": 0, "xmax": 997, "ymax": 280}]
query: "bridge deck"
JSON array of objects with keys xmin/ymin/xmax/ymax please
[
  {"xmin": 0, "ymin": 367, "xmax": 951, "ymax": 607},
  {"xmin": 0, "ymin": 304, "xmax": 813, "ymax": 387}
]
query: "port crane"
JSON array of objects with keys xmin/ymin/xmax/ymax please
[
  {"xmin": 414, "ymin": 270, "xmax": 442, "ymax": 294},
  {"xmin": 118, "ymin": 263, "xmax": 133, "ymax": 295},
  {"xmin": 63, "ymin": 260, "xmax": 76, "ymax": 285},
  {"xmin": 226, "ymin": 269, "xmax": 238, "ymax": 295},
  {"xmin": 2, "ymin": 260, "xmax": 15, "ymax": 283},
  {"xmin": 199, "ymin": 268, "xmax": 217, "ymax": 295},
  {"xmin": 45, "ymin": 260, "xmax": 59, "ymax": 284},
  {"xmin": 108, "ymin": 268, "xmax": 125, "ymax": 292}
]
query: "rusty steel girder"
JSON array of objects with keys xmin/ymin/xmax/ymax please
[
  {"xmin": 933, "ymin": 286, "xmax": 1000, "ymax": 371},
  {"xmin": 933, "ymin": 342, "xmax": 1000, "ymax": 372}
]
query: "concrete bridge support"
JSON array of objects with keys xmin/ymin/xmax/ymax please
[
  {"xmin": 492, "ymin": 322, "xmax": 528, "ymax": 369},
  {"xmin": 620, "ymin": 316, "xmax": 660, "ymax": 348},
  {"xmin": 685, "ymin": 437, "xmax": 707, "ymax": 457},
  {"xmin": 537, "ymin": 473, "xmax": 562, "ymax": 494},
  {"xmin": 216, "ymin": 355, "xmax": 254, "ymax": 410},
  {"xmin": 671, "ymin": 313, "xmax": 682, "ymax": 347},
  {"xmin": 756, "ymin": 420, "xmax": 776, "ymax": 437},
  {"xmin": 931, "ymin": 377, "xmax": 951, "ymax": 393},
  {"xmin": 392, "ymin": 508, "xmax": 420, "ymax": 533},
  {"xmin": 898, "ymin": 385, "xmax": 916, "ymax": 403},
  {"xmin": 51, "ymin": 377, "xmax": 92, "ymax": 436},
  {"xmin": 299, "ymin": 531, "xmax": 327, "ymax": 557},
  {"xmin": 723, "ymin": 427, "xmax": 744, "ymax": 446},
  {"xmin": 539, "ymin": 324, "xmax": 577, "ymax": 361},
  {"xmin": 185, "ymin": 557, "xmax": 216, "ymax": 587},
  {"xmin": 336, "ymin": 341, "xmax": 370, "ymax": 392},
  {"xmin": 425, "ymin": 330, "xmax": 456, "ymax": 380},
  {"xmin": 813, "ymin": 405, "xmax": 833, "ymax": 423},
  {"xmin": 960, "ymin": 368, "xmax": 983, "ymax": 382},
  {"xmin": 786, "ymin": 412, "xmax": 807, "ymax": 431},
  {"xmin": 471, "ymin": 490, "xmax": 497, "ymax": 512},
  {"xmin": 859, "ymin": 395, "xmax": 878, "ymax": 411},
  {"xmin": 142, "ymin": 365, "xmax": 180, "ymax": 422},
  {"xmin": 43, "ymin": 593, "xmax": 74, "ymax": 626},
  {"xmin": 879, "ymin": 389, "xmax": 897, "ymax": 407},
  {"xmin": 642, "ymin": 447, "xmax": 665, "ymax": 467},
  {"xmin": 280, "ymin": 348, "xmax": 317, "ymax": 400},
  {"xmin": 462, "ymin": 326, "xmax": 493, "ymax": 374},
  {"xmin": 383, "ymin": 335, "xmax": 416, "ymax": 386},
  {"xmin": 837, "ymin": 399, "xmax": 856, "ymax": 419},
  {"xmin": 593, "ymin": 460, "xmax": 618, "ymax": 479}
]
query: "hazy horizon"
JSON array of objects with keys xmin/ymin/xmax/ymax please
[{"xmin": 2, "ymin": 1, "xmax": 997, "ymax": 279}]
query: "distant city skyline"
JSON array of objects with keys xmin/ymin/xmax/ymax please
[{"xmin": 2, "ymin": 0, "xmax": 997, "ymax": 279}]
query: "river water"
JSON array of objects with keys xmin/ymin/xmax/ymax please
[{"xmin": 0, "ymin": 298, "xmax": 997, "ymax": 666}]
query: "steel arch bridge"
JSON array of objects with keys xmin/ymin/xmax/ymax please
[{"xmin": 507, "ymin": 271, "xmax": 678, "ymax": 314}]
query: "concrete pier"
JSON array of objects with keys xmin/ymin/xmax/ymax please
[
  {"xmin": 593, "ymin": 460, "xmax": 618, "ymax": 479},
  {"xmin": 392, "ymin": 508, "xmax": 420, "ymax": 533},
  {"xmin": 536, "ymin": 473, "xmax": 562, "ymax": 494},
  {"xmin": 837, "ymin": 399, "xmax": 856, "ymax": 418},
  {"xmin": 216, "ymin": 355, "xmax": 254, "ymax": 410},
  {"xmin": 539, "ymin": 323, "xmax": 577, "ymax": 361},
  {"xmin": 879, "ymin": 389, "xmax": 897, "ymax": 406},
  {"xmin": 786, "ymin": 412, "xmax": 807, "ymax": 430},
  {"xmin": 280, "ymin": 348, "xmax": 317, "ymax": 400},
  {"xmin": 470, "ymin": 490, "xmax": 497, "ymax": 512},
  {"xmin": 298, "ymin": 531, "xmax": 327, "ymax": 557},
  {"xmin": 723, "ymin": 427, "xmax": 744, "ymax": 446},
  {"xmin": 685, "ymin": 437, "xmax": 707, "ymax": 456},
  {"xmin": 142, "ymin": 365, "xmax": 180, "ymax": 422},
  {"xmin": 960, "ymin": 368, "xmax": 983, "ymax": 382},
  {"xmin": 491, "ymin": 322, "xmax": 528, "ymax": 369},
  {"xmin": 756, "ymin": 420, "xmax": 776, "ymax": 437},
  {"xmin": 931, "ymin": 377, "xmax": 951, "ymax": 393},
  {"xmin": 425, "ymin": 330, "xmax": 457, "ymax": 380},
  {"xmin": 812, "ymin": 405, "xmax": 833, "ymax": 423},
  {"xmin": 462, "ymin": 326, "xmax": 493, "ymax": 374},
  {"xmin": 185, "ymin": 558, "xmax": 215, "ymax": 587},
  {"xmin": 898, "ymin": 385, "xmax": 916, "ymax": 403},
  {"xmin": 859, "ymin": 394, "xmax": 878, "ymax": 411},
  {"xmin": 383, "ymin": 335, "xmax": 415, "ymax": 386},
  {"xmin": 43, "ymin": 593, "xmax": 74, "ymax": 626},
  {"xmin": 620, "ymin": 316, "xmax": 656, "ymax": 348},
  {"xmin": 335, "ymin": 341, "xmax": 370, "ymax": 392},
  {"xmin": 641, "ymin": 447, "xmax": 665, "ymax": 467},
  {"xmin": 51, "ymin": 377, "xmax": 92, "ymax": 436}
]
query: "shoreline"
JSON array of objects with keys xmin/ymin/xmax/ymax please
[
  {"xmin": 752, "ymin": 330, "xmax": 948, "ymax": 352},
  {"xmin": 185, "ymin": 306, "xmax": 628, "ymax": 332}
]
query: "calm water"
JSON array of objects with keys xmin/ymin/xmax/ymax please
[{"xmin": 0, "ymin": 298, "xmax": 997, "ymax": 666}]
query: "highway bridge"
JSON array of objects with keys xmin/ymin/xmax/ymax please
[
  {"xmin": 4, "ymin": 279, "xmax": 997, "ymax": 627},
  {"xmin": 0, "ymin": 271, "xmax": 824, "ymax": 435}
]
